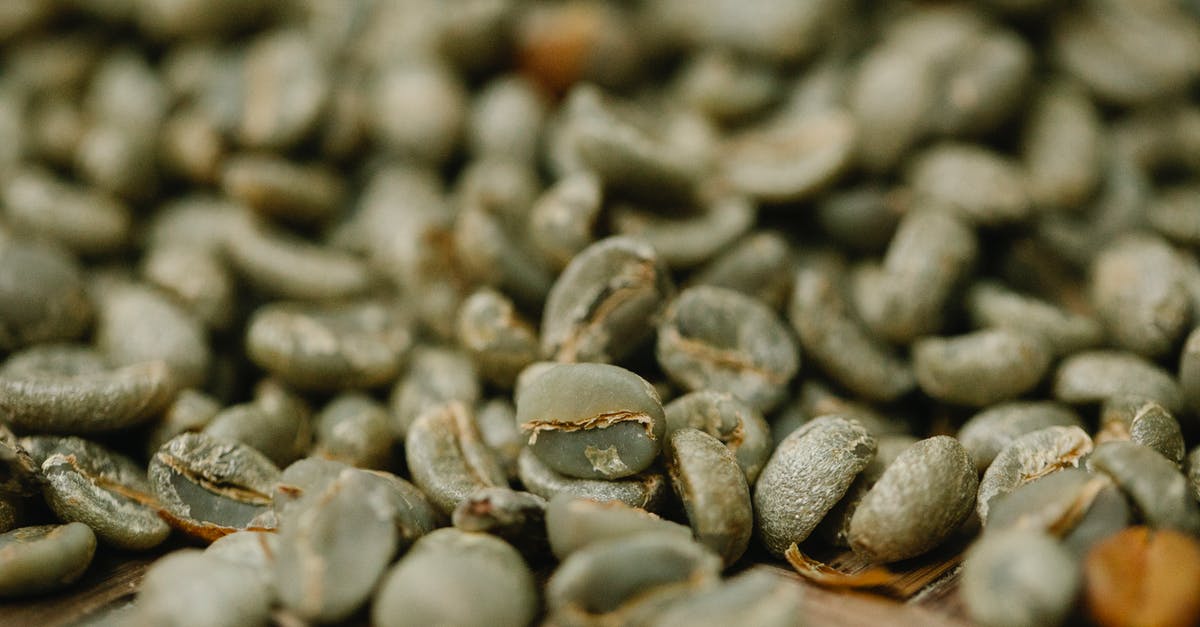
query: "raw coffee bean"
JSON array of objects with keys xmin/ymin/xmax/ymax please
[
  {"xmin": 913, "ymin": 329, "xmax": 1051, "ymax": 407},
  {"xmin": 134, "ymin": 549, "xmax": 272, "ymax": 627},
  {"xmin": 517, "ymin": 448, "xmax": 669, "ymax": 513},
  {"xmin": 93, "ymin": 279, "xmax": 210, "ymax": 390},
  {"xmin": 389, "ymin": 345, "xmax": 480, "ymax": 438},
  {"xmin": 1023, "ymin": 80, "xmax": 1104, "ymax": 211},
  {"xmin": 957, "ymin": 401, "xmax": 1085, "ymax": 473},
  {"xmin": 907, "ymin": 143, "xmax": 1031, "ymax": 226},
  {"xmin": 220, "ymin": 153, "xmax": 344, "ymax": 226},
  {"xmin": 544, "ymin": 492, "xmax": 691, "ymax": 560},
  {"xmin": 674, "ymin": 50, "xmax": 782, "ymax": 124},
  {"xmin": 275, "ymin": 468, "xmax": 398, "ymax": 623},
  {"xmin": 667, "ymin": 428, "xmax": 753, "ymax": 566},
  {"xmin": 541, "ymin": 236, "xmax": 674, "ymax": 364},
  {"xmin": 816, "ymin": 434, "xmax": 919, "ymax": 549},
  {"xmin": 962, "ymin": 529, "xmax": 1080, "ymax": 627},
  {"xmin": 852, "ymin": 209, "xmax": 978, "ymax": 344},
  {"xmin": 965, "ymin": 281, "xmax": 1104, "ymax": 357},
  {"xmin": 225, "ymin": 221, "xmax": 374, "ymax": 301},
  {"xmin": 0, "ymin": 523, "xmax": 96, "ymax": 599},
  {"xmin": 452, "ymin": 487, "xmax": 548, "ymax": 558},
  {"xmin": 688, "ymin": 231, "xmax": 794, "ymax": 310},
  {"xmin": 140, "ymin": 244, "xmax": 235, "ymax": 331},
  {"xmin": 813, "ymin": 186, "xmax": 902, "ymax": 255},
  {"xmin": 1178, "ymin": 327, "xmax": 1200, "ymax": 418},
  {"xmin": 406, "ymin": 401, "xmax": 507, "ymax": 515},
  {"xmin": 517, "ymin": 363, "xmax": 665, "ymax": 480},
  {"xmin": 650, "ymin": 0, "xmax": 842, "ymax": 62},
  {"xmin": 1090, "ymin": 234, "xmax": 1189, "ymax": 358},
  {"xmin": 776, "ymin": 380, "xmax": 913, "ymax": 441},
  {"xmin": 789, "ymin": 257, "xmax": 914, "ymax": 403},
  {"xmin": 144, "ymin": 196, "xmax": 252, "ymax": 254},
  {"xmin": 978, "ymin": 426, "xmax": 1093, "ymax": 522},
  {"xmin": 467, "ymin": 74, "xmax": 547, "ymax": 164},
  {"xmin": 1087, "ymin": 441, "xmax": 1200, "ymax": 534},
  {"xmin": 987, "ymin": 469, "xmax": 1130, "ymax": 556},
  {"xmin": 312, "ymin": 393, "xmax": 393, "ymax": 470},
  {"xmin": 849, "ymin": 43, "xmax": 933, "ymax": 173},
  {"xmin": 371, "ymin": 61, "xmax": 467, "ymax": 165},
  {"xmin": 1084, "ymin": 527, "xmax": 1200, "ymax": 627},
  {"xmin": 474, "ymin": 398, "xmax": 523, "ymax": 480},
  {"xmin": 245, "ymin": 300, "xmax": 412, "ymax": 391},
  {"xmin": 848, "ymin": 436, "xmax": 977, "ymax": 563},
  {"xmin": 0, "ymin": 347, "xmax": 175, "ymax": 434},
  {"xmin": 2, "ymin": 167, "xmax": 131, "ymax": 255},
  {"xmin": 159, "ymin": 105, "xmax": 224, "ymax": 185},
  {"xmin": 373, "ymin": 528, "xmax": 538, "ymax": 627},
  {"xmin": 545, "ymin": 531, "xmax": 722, "ymax": 625},
  {"xmin": 1054, "ymin": 351, "xmax": 1184, "ymax": 414},
  {"xmin": 754, "ymin": 415, "xmax": 876, "ymax": 557},
  {"xmin": 528, "ymin": 172, "xmax": 603, "ymax": 270},
  {"xmin": 39, "ymin": 437, "xmax": 169, "ymax": 550},
  {"xmin": 203, "ymin": 393, "xmax": 312, "ymax": 468},
  {"xmin": 236, "ymin": 29, "xmax": 329, "ymax": 150},
  {"xmin": 1148, "ymin": 185, "xmax": 1200, "ymax": 245},
  {"xmin": 925, "ymin": 27, "xmax": 1032, "ymax": 137},
  {"xmin": 453, "ymin": 192, "xmax": 555, "ymax": 310},
  {"xmin": 720, "ymin": 108, "xmax": 856, "ymax": 203},
  {"xmin": 204, "ymin": 530, "xmax": 279, "ymax": 589},
  {"xmin": 456, "ymin": 288, "xmax": 539, "ymax": 388},
  {"xmin": 1096, "ymin": 397, "xmax": 1185, "ymax": 465},
  {"xmin": 1188, "ymin": 446, "xmax": 1200, "ymax": 502},
  {"xmin": 664, "ymin": 390, "xmax": 772, "ymax": 484},
  {"xmin": 0, "ymin": 240, "xmax": 92, "ymax": 352},
  {"xmin": 608, "ymin": 192, "xmax": 756, "ymax": 270},
  {"xmin": 656, "ymin": 286, "xmax": 799, "ymax": 413},
  {"xmin": 149, "ymin": 432, "xmax": 281, "ymax": 542},
  {"xmin": 653, "ymin": 569, "xmax": 804, "ymax": 627}
]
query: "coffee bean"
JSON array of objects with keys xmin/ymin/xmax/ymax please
[
  {"xmin": 93, "ymin": 279, "xmax": 210, "ymax": 390},
  {"xmin": 668, "ymin": 428, "xmax": 753, "ymax": 566},
  {"xmin": 1088, "ymin": 441, "xmax": 1200, "ymax": 534},
  {"xmin": 1022, "ymin": 80, "xmax": 1104, "ymax": 212},
  {"xmin": 986, "ymin": 469, "xmax": 1130, "ymax": 556},
  {"xmin": 517, "ymin": 448, "xmax": 669, "ymax": 513},
  {"xmin": 456, "ymin": 288, "xmax": 539, "ymax": 388},
  {"xmin": 1054, "ymin": 351, "xmax": 1184, "ymax": 413},
  {"xmin": 1084, "ymin": 527, "xmax": 1200, "ymax": 627},
  {"xmin": 134, "ymin": 549, "xmax": 273, "ymax": 627},
  {"xmin": 1090, "ymin": 234, "xmax": 1189, "ymax": 358},
  {"xmin": 389, "ymin": 346, "xmax": 480, "ymax": 438},
  {"xmin": 406, "ymin": 401, "xmax": 507, "ymax": 515},
  {"xmin": 978, "ymin": 425, "xmax": 1093, "ymax": 522},
  {"xmin": 0, "ymin": 524, "xmax": 96, "ymax": 598},
  {"xmin": 1097, "ymin": 397, "xmax": 1185, "ymax": 465},
  {"xmin": 908, "ymin": 143, "xmax": 1031, "ymax": 226},
  {"xmin": 721, "ymin": 108, "xmax": 856, "ymax": 203},
  {"xmin": 664, "ymin": 390, "xmax": 772, "ymax": 483},
  {"xmin": 452, "ymin": 487, "xmax": 548, "ymax": 558},
  {"xmin": 688, "ymin": 231, "xmax": 794, "ymax": 310},
  {"xmin": 962, "ymin": 529, "xmax": 1080, "ymax": 627},
  {"xmin": 958, "ymin": 401, "xmax": 1085, "ymax": 473},
  {"xmin": 609, "ymin": 192, "xmax": 756, "ymax": 270},
  {"xmin": 0, "ymin": 240, "xmax": 92, "ymax": 352},
  {"xmin": 966, "ymin": 281, "xmax": 1104, "ymax": 357},
  {"xmin": 313, "ymin": 393, "xmax": 393, "ymax": 470},
  {"xmin": 544, "ymin": 492, "xmax": 690, "ymax": 560}
]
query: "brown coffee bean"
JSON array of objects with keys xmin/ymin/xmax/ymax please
[{"xmin": 1084, "ymin": 527, "xmax": 1200, "ymax": 627}]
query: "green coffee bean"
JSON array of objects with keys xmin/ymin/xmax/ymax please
[
  {"xmin": 453, "ymin": 189, "xmax": 555, "ymax": 309},
  {"xmin": 144, "ymin": 195, "xmax": 251, "ymax": 253},
  {"xmin": 3, "ymin": 167, "xmax": 131, "ymax": 255},
  {"xmin": 775, "ymin": 381, "xmax": 913, "ymax": 442},
  {"xmin": 0, "ymin": 425, "xmax": 42, "ymax": 497},
  {"xmin": 388, "ymin": 345, "xmax": 480, "ymax": 438},
  {"xmin": 908, "ymin": 143, "xmax": 1031, "ymax": 226},
  {"xmin": 657, "ymin": 286, "xmax": 798, "ymax": 412},
  {"xmin": 1088, "ymin": 440, "xmax": 1200, "ymax": 534},
  {"xmin": 203, "ymin": 391, "xmax": 312, "ymax": 468},
  {"xmin": 978, "ymin": 426, "xmax": 1094, "ymax": 522},
  {"xmin": 1178, "ymin": 327, "xmax": 1200, "ymax": 419},
  {"xmin": 1054, "ymin": 350, "xmax": 1184, "ymax": 413},
  {"xmin": 528, "ymin": 172, "xmax": 603, "ymax": 270},
  {"xmin": 275, "ymin": 468, "xmax": 399, "ymax": 623},
  {"xmin": 467, "ymin": 74, "xmax": 546, "ymax": 164},
  {"xmin": 962, "ymin": 529, "xmax": 1080, "ymax": 627},
  {"xmin": 452, "ymin": 487, "xmax": 548, "ymax": 558},
  {"xmin": 0, "ymin": 240, "xmax": 92, "ymax": 352},
  {"xmin": 313, "ymin": 393, "xmax": 393, "ymax": 469},
  {"xmin": 204, "ymin": 530, "xmax": 279, "ymax": 589},
  {"xmin": 720, "ymin": 108, "xmax": 856, "ymax": 203},
  {"xmin": 649, "ymin": 0, "xmax": 840, "ymax": 62},
  {"xmin": 373, "ymin": 528, "xmax": 538, "ymax": 627},
  {"xmin": 225, "ymin": 220, "xmax": 374, "ymax": 301},
  {"xmin": 474, "ymin": 398, "xmax": 523, "ymax": 480},
  {"xmin": 814, "ymin": 186, "xmax": 900, "ymax": 255},
  {"xmin": 1021, "ymin": 80, "xmax": 1103, "ymax": 212},
  {"xmin": 1097, "ymin": 397, "xmax": 1185, "ymax": 465},
  {"xmin": 609, "ymin": 192, "xmax": 755, "ymax": 270},
  {"xmin": 221, "ymin": 153, "xmax": 344, "ymax": 225},
  {"xmin": 150, "ymin": 432, "xmax": 281, "ymax": 542},
  {"xmin": 789, "ymin": 257, "xmax": 914, "ymax": 403},
  {"xmin": 39, "ymin": 436, "xmax": 169, "ymax": 550},
  {"xmin": 1148, "ymin": 184, "xmax": 1200, "ymax": 245},
  {"xmin": 245, "ymin": 300, "xmax": 411, "ymax": 392},
  {"xmin": 236, "ymin": 29, "xmax": 329, "ymax": 150},
  {"xmin": 544, "ymin": 492, "xmax": 691, "ymax": 560},
  {"xmin": 541, "ymin": 236, "xmax": 674, "ymax": 364},
  {"xmin": 134, "ymin": 549, "xmax": 273, "ymax": 627},
  {"xmin": 140, "ymin": 244, "xmax": 235, "ymax": 331},
  {"xmin": 1090, "ymin": 234, "xmax": 1189, "ymax": 358},
  {"xmin": 653, "ymin": 569, "xmax": 804, "ymax": 627},
  {"xmin": 0, "ymin": 523, "xmax": 96, "ymax": 598},
  {"xmin": 456, "ymin": 288, "xmax": 539, "ymax": 388},
  {"xmin": 848, "ymin": 436, "xmax": 977, "ymax": 563},
  {"xmin": 966, "ymin": 281, "xmax": 1104, "ymax": 357},
  {"xmin": 754, "ymin": 415, "xmax": 876, "ymax": 557},
  {"xmin": 371, "ymin": 61, "xmax": 467, "ymax": 165},
  {"xmin": 664, "ymin": 390, "xmax": 771, "ymax": 483},
  {"xmin": 986, "ymin": 469, "xmax": 1130, "ymax": 555},
  {"xmin": 406, "ymin": 401, "xmax": 507, "ymax": 515},
  {"xmin": 668, "ymin": 428, "xmax": 752, "ymax": 566},
  {"xmin": 849, "ymin": 43, "xmax": 933, "ymax": 173},
  {"xmin": 816, "ymin": 434, "xmax": 919, "ymax": 548},
  {"xmin": 1187, "ymin": 445, "xmax": 1200, "ymax": 503},
  {"xmin": 913, "ymin": 329, "xmax": 1051, "ymax": 407},
  {"xmin": 687, "ymin": 231, "xmax": 793, "ymax": 310},
  {"xmin": 94, "ymin": 279, "xmax": 209, "ymax": 389},
  {"xmin": 957, "ymin": 401, "xmax": 1085, "ymax": 473},
  {"xmin": 517, "ymin": 362, "xmax": 665, "ymax": 480},
  {"xmin": 675, "ymin": 49, "xmax": 781, "ymax": 123},
  {"xmin": 517, "ymin": 448, "xmax": 669, "ymax": 513}
]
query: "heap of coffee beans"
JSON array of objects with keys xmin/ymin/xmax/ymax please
[{"xmin": 2, "ymin": 1, "xmax": 1200, "ymax": 626}]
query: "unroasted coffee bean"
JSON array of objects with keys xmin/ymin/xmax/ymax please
[
  {"xmin": 1188, "ymin": 446, "xmax": 1200, "ymax": 503},
  {"xmin": 962, "ymin": 529, "xmax": 1080, "ymax": 627},
  {"xmin": 541, "ymin": 236, "xmax": 673, "ymax": 364},
  {"xmin": 978, "ymin": 426, "xmax": 1093, "ymax": 521},
  {"xmin": 203, "ymin": 388, "xmax": 312, "ymax": 468},
  {"xmin": 1022, "ymin": 80, "xmax": 1103, "ymax": 212},
  {"xmin": 789, "ymin": 258, "xmax": 914, "ymax": 403},
  {"xmin": 966, "ymin": 281, "xmax": 1104, "ymax": 357},
  {"xmin": 221, "ymin": 153, "xmax": 344, "ymax": 225},
  {"xmin": 657, "ymin": 286, "xmax": 798, "ymax": 412},
  {"xmin": 456, "ymin": 288, "xmax": 539, "ymax": 388},
  {"xmin": 150, "ymin": 432, "xmax": 281, "ymax": 542},
  {"xmin": 1097, "ymin": 397, "xmax": 1185, "ymax": 465},
  {"xmin": 1148, "ymin": 185, "xmax": 1200, "ymax": 245},
  {"xmin": 1084, "ymin": 527, "xmax": 1200, "ymax": 627},
  {"xmin": 140, "ymin": 244, "xmax": 235, "ymax": 331},
  {"xmin": 275, "ymin": 468, "xmax": 398, "ymax": 623},
  {"xmin": 908, "ymin": 144, "xmax": 1031, "ymax": 226},
  {"xmin": 958, "ymin": 401, "xmax": 1085, "ymax": 473},
  {"xmin": 1054, "ymin": 351, "xmax": 1184, "ymax": 413},
  {"xmin": 544, "ymin": 492, "xmax": 690, "ymax": 560},
  {"xmin": 754, "ymin": 415, "xmax": 876, "ymax": 557},
  {"xmin": 517, "ymin": 448, "xmax": 669, "ymax": 513},
  {"xmin": 0, "ymin": 240, "xmax": 92, "ymax": 352},
  {"xmin": 609, "ymin": 193, "xmax": 755, "ymax": 270},
  {"xmin": 688, "ymin": 231, "xmax": 794, "ymax": 310},
  {"xmin": 664, "ymin": 391, "xmax": 771, "ymax": 483},
  {"xmin": 517, "ymin": 363, "xmax": 666, "ymax": 480},
  {"xmin": 134, "ymin": 549, "xmax": 272, "ymax": 627},
  {"xmin": 0, "ymin": 523, "xmax": 96, "ymax": 598},
  {"xmin": 371, "ymin": 61, "xmax": 467, "ymax": 165},
  {"xmin": 1179, "ymin": 327, "xmax": 1200, "ymax": 418},
  {"xmin": 814, "ymin": 433, "xmax": 918, "ymax": 549},
  {"xmin": 1087, "ymin": 441, "xmax": 1200, "ymax": 534},
  {"xmin": 3, "ymin": 167, "xmax": 131, "ymax": 255},
  {"xmin": 204, "ymin": 530, "xmax": 279, "ymax": 589},
  {"xmin": 313, "ymin": 393, "xmax": 393, "ymax": 469},
  {"xmin": 467, "ymin": 74, "xmax": 546, "ymax": 164},
  {"xmin": 849, "ymin": 43, "xmax": 933, "ymax": 173},
  {"xmin": 245, "ymin": 300, "xmax": 412, "ymax": 391},
  {"xmin": 389, "ymin": 345, "xmax": 480, "ymax": 438},
  {"xmin": 226, "ymin": 221, "xmax": 374, "ymax": 301},
  {"xmin": 373, "ymin": 528, "xmax": 537, "ymax": 627},
  {"xmin": 0, "ymin": 346, "xmax": 175, "ymax": 434},
  {"xmin": 545, "ymin": 531, "xmax": 721, "ymax": 625},
  {"xmin": 848, "ymin": 436, "xmax": 977, "ymax": 563},
  {"xmin": 528, "ymin": 172, "xmax": 603, "ymax": 270},
  {"xmin": 0, "ymin": 426, "xmax": 39, "ymax": 498},
  {"xmin": 668, "ymin": 428, "xmax": 752, "ymax": 566},
  {"xmin": 675, "ymin": 50, "xmax": 782, "ymax": 123},
  {"xmin": 1090, "ymin": 234, "xmax": 1189, "ymax": 358},
  {"xmin": 406, "ymin": 401, "xmax": 507, "ymax": 515},
  {"xmin": 987, "ymin": 469, "xmax": 1130, "ymax": 556},
  {"xmin": 474, "ymin": 398, "xmax": 523, "ymax": 479},
  {"xmin": 720, "ymin": 108, "xmax": 856, "ymax": 203},
  {"xmin": 452, "ymin": 487, "xmax": 548, "ymax": 557},
  {"xmin": 653, "ymin": 569, "xmax": 804, "ymax": 627},
  {"xmin": 914, "ymin": 329, "xmax": 1050, "ymax": 407},
  {"xmin": 94, "ymin": 279, "xmax": 209, "ymax": 390},
  {"xmin": 39, "ymin": 437, "xmax": 169, "ymax": 550}
]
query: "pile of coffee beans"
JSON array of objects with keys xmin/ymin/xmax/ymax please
[{"xmin": 2, "ymin": 1, "xmax": 1200, "ymax": 626}]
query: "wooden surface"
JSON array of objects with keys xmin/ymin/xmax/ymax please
[{"xmin": 0, "ymin": 542, "xmax": 977, "ymax": 627}]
